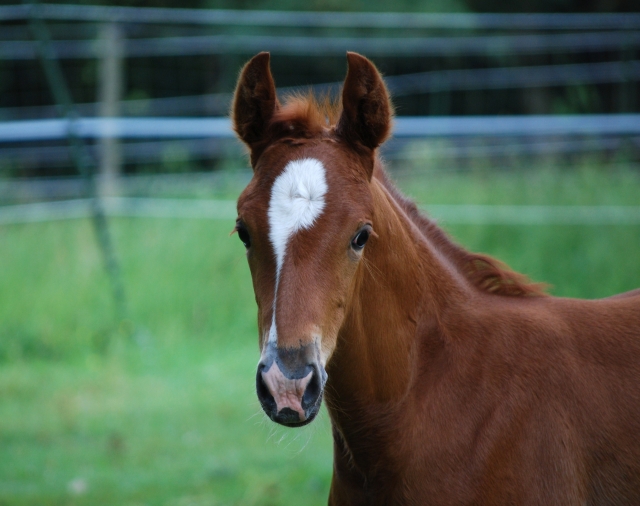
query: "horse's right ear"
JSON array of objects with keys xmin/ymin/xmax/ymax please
[{"xmin": 232, "ymin": 52, "xmax": 279, "ymax": 148}]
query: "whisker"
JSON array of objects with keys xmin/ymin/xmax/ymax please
[
  {"xmin": 246, "ymin": 409, "xmax": 264, "ymax": 422},
  {"xmin": 362, "ymin": 256, "xmax": 384, "ymax": 288}
]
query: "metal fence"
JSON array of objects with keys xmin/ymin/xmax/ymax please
[{"xmin": 1, "ymin": 4, "xmax": 639, "ymax": 191}]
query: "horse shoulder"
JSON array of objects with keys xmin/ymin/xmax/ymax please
[
  {"xmin": 436, "ymin": 295, "xmax": 640, "ymax": 503},
  {"xmin": 530, "ymin": 296, "xmax": 640, "ymax": 501}
]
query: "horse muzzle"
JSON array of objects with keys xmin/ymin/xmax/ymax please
[{"xmin": 256, "ymin": 341, "xmax": 327, "ymax": 427}]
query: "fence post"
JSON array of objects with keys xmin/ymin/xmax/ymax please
[
  {"xmin": 25, "ymin": 1, "xmax": 130, "ymax": 330},
  {"xmin": 98, "ymin": 22, "xmax": 124, "ymax": 197}
]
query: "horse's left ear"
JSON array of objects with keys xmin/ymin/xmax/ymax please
[
  {"xmin": 336, "ymin": 52, "xmax": 392, "ymax": 155},
  {"xmin": 232, "ymin": 52, "xmax": 279, "ymax": 149}
]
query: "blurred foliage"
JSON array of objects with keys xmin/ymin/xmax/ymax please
[
  {"xmin": 34, "ymin": 0, "xmax": 635, "ymax": 12},
  {"xmin": 38, "ymin": 0, "xmax": 469, "ymax": 12},
  {"xmin": 465, "ymin": 0, "xmax": 637, "ymax": 13}
]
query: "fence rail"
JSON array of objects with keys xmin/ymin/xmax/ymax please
[
  {"xmin": 2, "ymin": 198, "xmax": 640, "ymax": 225},
  {"xmin": 3, "ymin": 115, "xmax": 640, "ymax": 143}
]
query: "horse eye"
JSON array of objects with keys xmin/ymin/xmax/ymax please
[
  {"xmin": 237, "ymin": 224, "xmax": 251, "ymax": 249},
  {"xmin": 351, "ymin": 228, "xmax": 370, "ymax": 251}
]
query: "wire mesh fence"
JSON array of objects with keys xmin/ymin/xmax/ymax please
[{"xmin": 1, "ymin": 4, "xmax": 639, "ymax": 208}]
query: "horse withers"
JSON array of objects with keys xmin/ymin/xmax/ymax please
[{"xmin": 232, "ymin": 51, "xmax": 640, "ymax": 505}]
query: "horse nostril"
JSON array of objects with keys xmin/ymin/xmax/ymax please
[
  {"xmin": 256, "ymin": 365, "xmax": 276, "ymax": 409},
  {"xmin": 302, "ymin": 368, "xmax": 322, "ymax": 409}
]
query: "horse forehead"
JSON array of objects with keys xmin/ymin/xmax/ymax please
[
  {"xmin": 267, "ymin": 157, "xmax": 329, "ymax": 264},
  {"xmin": 269, "ymin": 157, "xmax": 329, "ymax": 205},
  {"xmin": 238, "ymin": 143, "xmax": 369, "ymax": 227}
]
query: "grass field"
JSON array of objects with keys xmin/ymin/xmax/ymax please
[{"xmin": 1, "ymin": 165, "xmax": 639, "ymax": 505}]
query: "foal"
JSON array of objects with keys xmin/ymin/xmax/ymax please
[{"xmin": 233, "ymin": 52, "xmax": 640, "ymax": 505}]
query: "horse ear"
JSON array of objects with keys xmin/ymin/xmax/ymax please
[
  {"xmin": 336, "ymin": 52, "xmax": 392, "ymax": 152},
  {"xmin": 232, "ymin": 52, "xmax": 279, "ymax": 148}
]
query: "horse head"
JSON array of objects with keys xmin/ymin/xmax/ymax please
[{"xmin": 232, "ymin": 52, "xmax": 392, "ymax": 426}]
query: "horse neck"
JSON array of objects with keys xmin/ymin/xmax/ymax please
[{"xmin": 326, "ymin": 168, "xmax": 469, "ymax": 423}]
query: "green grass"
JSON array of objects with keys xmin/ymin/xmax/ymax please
[
  {"xmin": 1, "ymin": 165, "xmax": 639, "ymax": 505},
  {"xmin": 0, "ymin": 218, "xmax": 333, "ymax": 506},
  {"xmin": 394, "ymin": 164, "xmax": 640, "ymax": 298},
  {"xmin": 394, "ymin": 161, "xmax": 640, "ymax": 206}
]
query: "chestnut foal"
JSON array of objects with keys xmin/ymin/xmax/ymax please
[{"xmin": 232, "ymin": 52, "xmax": 640, "ymax": 505}]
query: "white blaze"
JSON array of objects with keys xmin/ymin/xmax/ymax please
[{"xmin": 267, "ymin": 158, "xmax": 328, "ymax": 343}]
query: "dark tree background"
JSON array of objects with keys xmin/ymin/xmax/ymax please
[{"xmin": 29, "ymin": 0, "xmax": 634, "ymax": 12}]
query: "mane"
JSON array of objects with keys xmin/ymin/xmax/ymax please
[
  {"xmin": 270, "ymin": 92, "xmax": 546, "ymax": 297},
  {"xmin": 376, "ymin": 169, "xmax": 547, "ymax": 298},
  {"xmin": 272, "ymin": 91, "xmax": 341, "ymax": 132}
]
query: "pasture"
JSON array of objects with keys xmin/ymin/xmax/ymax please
[{"xmin": 1, "ymin": 164, "xmax": 639, "ymax": 505}]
